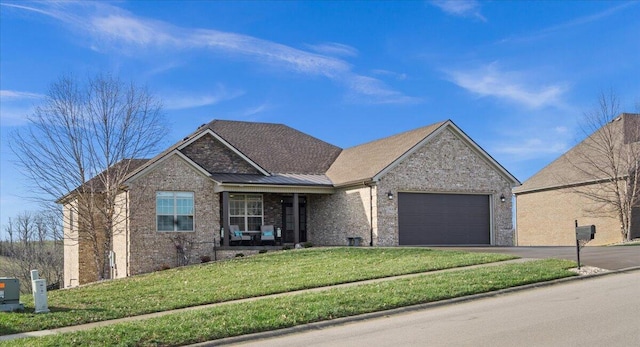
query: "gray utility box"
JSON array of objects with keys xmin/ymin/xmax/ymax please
[
  {"xmin": 576, "ymin": 225, "xmax": 596, "ymax": 241},
  {"xmin": 0, "ymin": 277, "xmax": 25, "ymax": 312}
]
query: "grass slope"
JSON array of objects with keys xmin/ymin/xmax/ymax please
[
  {"xmin": 6, "ymin": 259, "xmax": 577, "ymax": 347},
  {"xmin": 1, "ymin": 248, "xmax": 514, "ymax": 335}
]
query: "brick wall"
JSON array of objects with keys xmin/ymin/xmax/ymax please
[
  {"xmin": 309, "ymin": 128, "xmax": 514, "ymax": 247},
  {"xmin": 308, "ymin": 186, "xmax": 375, "ymax": 246},
  {"xmin": 263, "ymin": 194, "xmax": 284, "ymax": 229},
  {"xmin": 516, "ymin": 187, "xmax": 622, "ymax": 246},
  {"xmin": 377, "ymin": 128, "xmax": 514, "ymax": 246},
  {"xmin": 378, "ymin": 129, "xmax": 513, "ymax": 245},
  {"xmin": 127, "ymin": 154, "xmax": 219, "ymax": 276}
]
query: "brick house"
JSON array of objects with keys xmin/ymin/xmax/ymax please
[
  {"xmin": 514, "ymin": 113, "xmax": 640, "ymax": 246},
  {"xmin": 62, "ymin": 119, "xmax": 519, "ymax": 287}
]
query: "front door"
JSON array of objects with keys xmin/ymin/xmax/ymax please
[{"xmin": 282, "ymin": 198, "xmax": 306, "ymax": 243}]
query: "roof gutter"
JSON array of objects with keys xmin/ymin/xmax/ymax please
[
  {"xmin": 213, "ymin": 182, "xmax": 335, "ymax": 194},
  {"xmin": 513, "ymin": 176, "xmax": 627, "ymax": 195},
  {"xmin": 332, "ymin": 178, "xmax": 377, "ymax": 189}
]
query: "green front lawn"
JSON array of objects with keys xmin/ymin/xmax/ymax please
[
  {"xmin": 1, "ymin": 247, "xmax": 514, "ymax": 335},
  {"xmin": 6, "ymin": 259, "xmax": 577, "ymax": 347}
]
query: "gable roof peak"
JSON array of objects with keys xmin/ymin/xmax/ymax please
[{"xmin": 514, "ymin": 112, "xmax": 640, "ymax": 194}]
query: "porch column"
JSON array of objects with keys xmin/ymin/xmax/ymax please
[
  {"xmin": 222, "ymin": 191, "xmax": 230, "ymax": 247},
  {"xmin": 293, "ymin": 193, "xmax": 300, "ymax": 245}
]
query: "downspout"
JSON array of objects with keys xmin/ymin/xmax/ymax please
[
  {"xmin": 369, "ymin": 185, "xmax": 373, "ymax": 246},
  {"xmin": 126, "ymin": 190, "xmax": 130, "ymax": 277},
  {"xmin": 513, "ymin": 192, "xmax": 518, "ymax": 246}
]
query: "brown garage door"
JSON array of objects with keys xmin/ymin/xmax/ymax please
[{"xmin": 398, "ymin": 193, "xmax": 490, "ymax": 245}]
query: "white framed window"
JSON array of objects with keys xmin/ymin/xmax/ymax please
[
  {"xmin": 156, "ymin": 191, "xmax": 194, "ymax": 232},
  {"xmin": 229, "ymin": 194, "xmax": 263, "ymax": 231}
]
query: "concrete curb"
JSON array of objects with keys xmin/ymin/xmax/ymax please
[{"xmin": 195, "ymin": 266, "xmax": 640, "ymax": 346}]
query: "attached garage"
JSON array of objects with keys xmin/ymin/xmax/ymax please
[{"xmin": 398, "ymin": 192, "xmax": 491, "ymax": 245}]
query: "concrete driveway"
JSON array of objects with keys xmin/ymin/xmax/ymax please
[{"xmin": 433, "ymin": 246, "xmax": 640, "ymax": 270}]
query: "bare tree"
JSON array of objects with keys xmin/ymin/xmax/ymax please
[
  {"xmin": 568, "ymin": 92, "xmax": 640, "ymax": 242},
  {"xmin": 2, "ymin": 211, "xmax": 63, "ymax": 293},
  {"xmin": 10, "ymin": 73, "xmax": 166, "ymax": 282}
]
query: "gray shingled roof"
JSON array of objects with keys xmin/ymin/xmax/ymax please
[
  {"xmin": 206, "ymin": 120, "xmax": 342, "ymax": 175},
  {"xmin": 514, "ymin": 113, "xmax": 640, "ymax": 194},
  {"xmin": 326, "ymin": 122, "xmax": 446, "ymax": 185},
  {"xmin": 124, "ymin": 118, "xmax": 517, "ymax": 189}
]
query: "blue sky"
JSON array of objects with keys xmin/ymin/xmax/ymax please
[{"xmin": 1, "ymin": 0, "xmax": 639, "ymax": 231}]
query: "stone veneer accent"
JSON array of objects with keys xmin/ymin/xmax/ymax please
[
  {"xmin": 516, "ymin": 187, "xmax": 622, "ymax": 246},
  {"xmin": 180, "ymin": 134, "xmax": 260, "ymax": 174}
]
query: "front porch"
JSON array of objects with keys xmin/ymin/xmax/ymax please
[{"xmin": 219, "ymin": 192, "xmax": 311, "ymax": 247}]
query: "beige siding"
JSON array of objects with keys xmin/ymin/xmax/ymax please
[
  {"xmin": 516, "ymin": 188, "xmax": 622, "ymax": 246},
  {"xmin": 377, "ymin": 128, "xmax": 515, "ymax": 246},
  {"xmin": 112, "ymin": 191, "xmax": 129, "ymax": 279},
  {"xmin": 63, "ymin": 201, "xmax": 79, "ymax": 288},
  {"xmin": 126, "ymin": 154, "xmax": 219, "ymax": 275}
]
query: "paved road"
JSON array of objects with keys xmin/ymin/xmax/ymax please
[
  {"xmin": 433, "ymin": 246, "xmax": 639, "ymax": 270},
  {"xmin": 231, "ymin": 270, "xmax": 640, "ymax": 347}
]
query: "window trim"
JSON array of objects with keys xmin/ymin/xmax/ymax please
[
  {"xmin": 228, "ymin": 194, "xmax": 264, "ymax": 232},
  {"xmin": 156, "ymin": 191, "xmax": 195, "ymax": 232}
]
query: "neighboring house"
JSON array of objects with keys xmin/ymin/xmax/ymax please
[
  {"xmin": 514, "ymin": 113, "xmax": 640, "ymax": 246},
  {"xmin": 62, "ymin": 119, "xmax": 519, "ymax": 287}
]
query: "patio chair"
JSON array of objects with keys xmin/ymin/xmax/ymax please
[
  {"xmin": 260, "ymin": 225, "xmax": 276, "ymax": 245},
  {"xmin": 229, "ymin": 225, "xmax": 250, "ymax": 246}
]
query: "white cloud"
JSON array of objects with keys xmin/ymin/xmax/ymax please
[
  {"xmin": 163, "ymin": 86, "xmax": 244, "ymax": 110},
  {"xmin": 0, "ymin": 90, "xmax": 43, "ymax": 99},
  {"xmin": 371, "ymin": 69, "xmax": 408, "ymax": 81},
  {"xmin": 431, "ymin": 0, "xmax": 486, "ymax": 22},
  {"xmin": 242, "ymin": 102, "xmax": 271, "ymax": 117},
  {"xmin": 0, "ymin": 104, "xmax": 34, "ymax": 126},
  {"xmin": 345, "ymin": 75, "xmax": 422, "ymax": 104},
  {"xmin": 0, "ymin": 90, "xmax": 42, "ymax": 126},
  {"xmin": 444, "ymin": 63, "xmax": 569, "ymax": 109},
  {"xmin": 91, "ymin": 14, "xmax": 179, "ymax": 48},
  {"xmin": 495, "ymin": 138, "xmax": 569, "ymax": 157},
  {"xmin": 3, "ymin": 1, "xmax": 415, "ymax": 104},
  {"xmin": 498, "ymin": 2, "xmax": 636, "ymax": 44},
  {"xmin": 306, "ymin": 42, "xmax": 358, "ymax": 57}
]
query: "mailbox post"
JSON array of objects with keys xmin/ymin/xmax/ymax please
[{"xmin": 574, "ymin": 220, "xmax": 596, "ymax": 269}]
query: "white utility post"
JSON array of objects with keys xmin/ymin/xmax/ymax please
[{"xmin": 30, "ymin": 270, "xmax": 50, "ymax": 313}]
